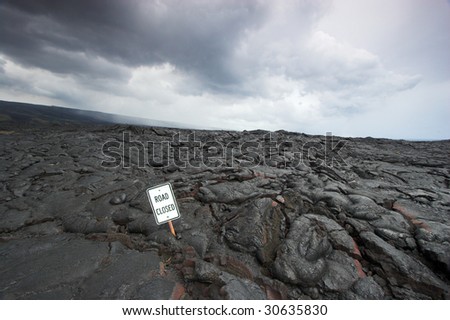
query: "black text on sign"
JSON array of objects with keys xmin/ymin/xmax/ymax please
[{"xmin": 146, "ymin": 183, "xmax": 181, "ymax": 225}]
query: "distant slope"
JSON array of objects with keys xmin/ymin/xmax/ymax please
[{"xmin": 0, "ymin": 100, "xmax": 194, "ymax": 129}]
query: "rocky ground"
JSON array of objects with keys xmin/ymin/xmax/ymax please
[{"xmin": 0, "ymin": 123, "xmax": 449, "ymax": 299}]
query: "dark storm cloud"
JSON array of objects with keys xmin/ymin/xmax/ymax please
[
  {"xmin": 0, "ymin": 0, "xmax": 267, "ymax": 89},
  {"xmin": 2, "ymin": 0, "xmax": 446, "ymax": 140}
]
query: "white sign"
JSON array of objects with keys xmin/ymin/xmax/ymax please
[{"xmin": 146, "ymin": 182, "xmax": 181, "ymax": 225}]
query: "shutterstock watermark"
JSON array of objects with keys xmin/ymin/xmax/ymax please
[{"xmin": 101, "ymin": 131, "xmax": 347, "ymax": 169}]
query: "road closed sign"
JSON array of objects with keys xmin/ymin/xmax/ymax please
[{"xmin": 146, "ymin": 182, "xmax": 181, "ymax": 225}]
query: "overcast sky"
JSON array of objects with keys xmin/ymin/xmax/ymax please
[{"xmin": 0, "ymin": 0, "xmax": 449, "ymax": 139}]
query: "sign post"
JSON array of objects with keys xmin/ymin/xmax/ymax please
[
  {"xmin": 146, "ymin": 182, "xmax": 181, "ymax": 238},
  {"xmin": 168, "ymin": 220, "xmax": 177, "ymax": 237}
]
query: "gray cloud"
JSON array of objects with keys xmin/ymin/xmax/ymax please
[
  {"xmin": 0, "ymin": 0, "xmax": 448, "ymax": 139},
  {"xmin": 0, "ymin": 0, "xmax": 269, "ymax": 90},
  {"xmin": 0, "ymin": 0, "xmax": 418, "ymax": 99},
  {"xmin": 0, "ymin": 57, "xmax": 5, "ymax": 74}
]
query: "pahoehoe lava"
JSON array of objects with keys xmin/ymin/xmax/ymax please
[{"xmin": 0, "ymin": 120, "xmax": 449, "ymax": 299}]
